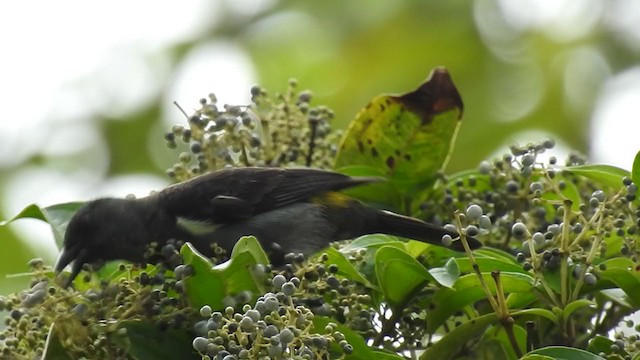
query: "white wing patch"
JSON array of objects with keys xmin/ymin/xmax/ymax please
[{"xmin": 176, "ymin": 217, "xmax": 221, "ymax": 235}]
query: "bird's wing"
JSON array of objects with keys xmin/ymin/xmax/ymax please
[{"xmin": 157, "ymin": 167, "xmax": 381, "ymax": 222}]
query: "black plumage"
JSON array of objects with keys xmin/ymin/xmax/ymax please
[{"xmin": 55, "ymin": 167, "xmax": 481, "ymax": 285}]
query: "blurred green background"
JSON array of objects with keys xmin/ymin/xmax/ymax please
[{"xmin": 1, "ymin": 0, "xmax": 639, "ymax": 294}]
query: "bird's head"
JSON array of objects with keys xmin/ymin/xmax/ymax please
[{"xmin": 55, "ymin": 198, "xmax": 150, "ymax": 286}]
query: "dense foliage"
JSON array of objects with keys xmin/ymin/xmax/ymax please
[{"xmin": 2, "ymin": 71, "xmax": 640, "ymax": 360}]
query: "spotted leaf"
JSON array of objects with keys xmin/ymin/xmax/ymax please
[{"xmin": 335, "ymin": 68, "xmax": 464, "ymax": 207}]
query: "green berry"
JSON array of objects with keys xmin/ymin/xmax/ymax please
[
  {"xmin": 506, "ymin": 180, "xmax": 519, "ymax": 194},
  {"xmin": 272, "ymin": 274, "xmax": 286, "ymax": 289},
  {"xmin": 478, "ymin": 161, "xmax": 492, "ymax": 174},
  {"xmin": 192, "ymin": 336, "xmax": 209, "ymax": 352},
  {"xmin": 512, "ymin": 222, "xmax": 527, "ymax": 238},
  {"xmin": 239, "ymin": 316, "xmax": 254, "ymax": 332},
  {"xmin": 465, "ymin": 225, "xmax": 479, "ymax": 237},
  {"xmin": 532, "ymin": 232, "xmax": 545, "ymax": 248},
  {"xmin": 267, "ymin": 343, "xmax": 283, "ymax": 358},
  {"xmin": 280, "ymin": 328, "xmax": 294, "ymax": 344},
  {"xmin": 522, "ymin": 153, "xmax": 535, "ymax": 166},
  {"xmin": 200, "ymin": 305, "xmax": 212, "ymax": 318},
  {"xmin": 190, "ymin": 141, "xmax": 203, "ymax": 153},
  {"xmin": 264, "ymin": 324, "xmax": 279, "ymax": 338},
  {"xmin": 250, "ymin": 85, "xmax": 262, "ymax": 96},
  {"xmin": 298, "ymin": 90, "xmax": 312, "ymax": 103},
  {"xmin": 584, "ymin": 272, "xmax": 597, "ymax": 285},
  {"xmin": 245, "ymin": 309, "xmax": 260, "ymax": 322},
  {"xmin": 543, "ymin": 138, "xmax": 555, "ymax": 149},
  {"xmin": 479, "ymin": 215, "xmax": 492, "ymax": 229},
  {"xmin": 529, "ymin": 182, "xmax": 544, "ymax": 193},
  {"xmin": 281, "ymin": 282, "xmax": 296, "ymax": 296},
  {"xmin": 465, "ymin": 204, "xmax": 483, "ymax": 221},
  {"xmin": 441, "ymin": 234, "xmax": 453, "ymax": 247}
]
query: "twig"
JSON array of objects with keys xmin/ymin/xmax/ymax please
[
  {"xmin": 173, "ymin": 101, "xmax": 189, "ymax": 118},
  {"xmin": 306, "ymin": 116, "xmax": 318, "ymax": 167},
  {"xmin": 492, "ymin": 271, "xmax": 523, "ymax": 358}
]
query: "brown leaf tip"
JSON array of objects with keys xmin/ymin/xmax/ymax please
[{"xmin": 397, "ymin": 67, "xmax": 464, "ymax": 125}]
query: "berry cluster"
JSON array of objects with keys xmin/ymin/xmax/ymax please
[
  {"xmin": 0, "ymin": 249, "xmax": 195, "ymax": 359},
  {"xmin": 421, "ymin": 139, "xmax": 640, "ymax": 354},
  {"xmin": 4, "ymin": 136, "xmax": 640, "ymax": 358},
  {"xmin": 0, "ymin": 244, "xmax": 368, "ymax": 359},
  {"xmin": 269, "ymin": 251, "xmax": 437, "ymax": 354},
  {"xmin": 165, "ymin": 79, "xmax": 341, "ymax": 181},
  {"xmin": 277, "ymin": 252, "xmax": 376, "ymax": 338},
  {"xmin": 192, "ymin": 281, "xmax": 353, "ymax": 360}
]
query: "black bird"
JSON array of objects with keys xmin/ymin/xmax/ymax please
[{"xmin": 55, "ymin": 167, "xmax": 481, "ymax": 285}]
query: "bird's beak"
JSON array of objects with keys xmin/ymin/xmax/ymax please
[
  {"xmin": 55, "ymin": 245, "xmax": 77, "ymax": 273},
  {"xmin": 55, "ymin": 244, "xmax": 88, "ymax": 288}
]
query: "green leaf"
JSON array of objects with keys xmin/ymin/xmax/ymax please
[
  {"xmin": 341, "ymin": 234, "xmax": 462, "ymax": 264},
  {"xmin": 535, "ymin": 267, "xmax": 562, "ymax": 294},
  {"xmin": 70, "ymin": 262, "xmax": 159, "ymax": 292},
  {"xmin": 42, "ymin": 322, "xmax": 73, "ymax": 360},
  {"xmin": 404, "ymin": 239, "xmax": 431, "ymax": 257},
  {"xmin": 520, "ymin": 355, "xmax": 556, "ymax": 360},
  {"xmin": 181, "ymin": 243, "xmax": 225, "ymax": 309},
  {"xmin": 512, "ymin": 308, "xmax": 558, "ymax": 323},
  {"xmin": 111, "ymin": 321, "xmax": 197, "ymax": 360},
  {"xmin": 470, "ymin": 338, "xmax": 513, "ymax": 360},
  {"xmin": 335, "ymin": 165, "xmax": 388, "ymax": 178},
  {"xmin": 587, "ymin": 335, "xmax": 629, "ymax": 358},
  {"xmin": 335, "ymin": 68, "xmax": 464, "ymax": 203},
  {"xmin": 474, "ymin": 247, "xmax": 522, "ymax": 263},
  {"xmin": 340, "ymin": 234, "xmax": 406, "ymax": 283},
  {"xmin": 455, "ymin": 251, "xmax": 526, "ymax": 275},
  {"xmin": 340, "ymin": 234, "xmax": 405, "ymax": 253},
  {"xmin": 454, "ymin": 272, "xmax": 534, "ymax": 292},
  {"xmin": 319, "ymin": 247, "xmax": 373, "ymax": 287},
  {"xmin": 312, "ymin": 317, "xmax": 405, "ymax": 360},
  {"xmin": 419, "ymin": 312, "xmax": 498, "ymax": 360},
  {"xmin": 229, "ymin": 235, "xmax": 270, "ymax": 264},
  {"xmin": 562, "ymin": 299, "xmax": 596, "ymax": 325},
  {"xmin": 600, "ymin": 257, "xmax": 636, "ymax": 269},
  {"xmin": 370, "ymin": 350, "xmax": 406, "ymax": 360},
  {"xmin": 335, "ymin": 166, "xmax": 401, "ymax": 210},
  {"xmin": 1, "ymin": 202, "xmax": 83, "ymax": 247},
  {"xmin": 480, "ymin": 323, "xmax": 526, "ymax": 360},
  {"xmin": 426, "ymin": 272, "xmax": 534, "ymax": 334},
  {"xmin": 525, "ymin": 346, "xmax": 606, "ymax": 360},
  {"xmin": 602, "ymin": 231, "xmax": 624, "ymax": 258},
  {"xmin": 406, "ymin": 239, "xmax": 470, "ymax": 263},
  {"xmin": 599, "ymin": 288, "xmax": 633, "ymax": 308},
  {"xmin": 562, "ymin": 164, "xmax": 629, "ymax": 190},
  {"xmin": 598, "ymin": 258, "xmax": 640, "ymax": 306},
  {"xmin": 181, "ymin": 236, "xmax": 267, "ymax": 310},
  {"xmin": 425, "ymin": 287, "xmax": 468, "ymax": 335},
  {"xmin": 632, "ymin": 150, "xmax": 640, "ymax": 187},
  {"xmin": 375, "ymin": 245, "xmax": 435, "ymax": 307},
  {"xmin": 446, "ymin": 169, "xmax": 492, "ymax": 193},
  {"xmin": 505, "ymin": 292, "xmax": 538, "ymax": 310},
  {"xmin": 428, "ymin": 258, "xmax": 460, "ymax": 288}
]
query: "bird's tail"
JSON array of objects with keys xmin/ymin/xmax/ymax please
[{"xmin": 371, "ymin": 210, "xmax": 482, "ymax": 251}]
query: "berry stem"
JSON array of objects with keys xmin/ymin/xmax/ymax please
[
  {"xmin": 454, "ymin": 211, "xmax": 499, "ymax": 311},
  {"xmin": 560, "ymin": 200, "xmax": 572, "ymax": 307},
  {"xmin": 570, "ymin": 201, "xmax": 606, "ymax": 303}
]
